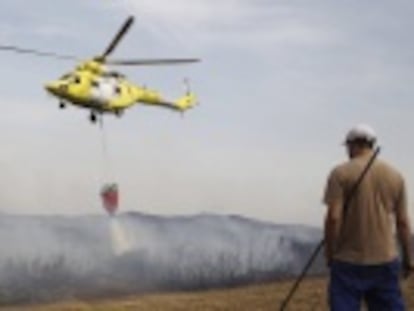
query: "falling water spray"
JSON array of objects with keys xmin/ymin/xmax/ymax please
[{"xmin": 109, "ymin": 217, "xmax": 131, "ymax": 256}]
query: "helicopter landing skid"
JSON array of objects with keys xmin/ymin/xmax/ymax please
[{"xmin": 89, "ymin": 111, "xmax": 98, "ymax": 123}]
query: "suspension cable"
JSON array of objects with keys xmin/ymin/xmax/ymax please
[{"xmin": 98, "ymin": 115, "xmax": 114, "ymax": 183}]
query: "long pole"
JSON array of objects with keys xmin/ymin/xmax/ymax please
[{"xmin": 279, "ymin": 146, "xmax": 381, "ymax": 311}]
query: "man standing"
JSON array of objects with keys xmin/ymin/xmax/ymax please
[{"xmin": 323, "ymin": 124, "xmax": 413, "ymax": 310}]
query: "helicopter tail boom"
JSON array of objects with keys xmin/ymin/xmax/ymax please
[{"xmin": 173, "ymin": 92, "xmax": 197, "ymax": 111}]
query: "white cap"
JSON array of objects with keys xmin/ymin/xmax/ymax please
[{"xmin": 344, "ymin": 123, "xmax": 377, "ymax": 144}]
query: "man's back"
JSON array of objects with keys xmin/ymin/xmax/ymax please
[
  {"xmin": 325, "ymin": 153, "xmax": 406, "ymax": 264},
  {"xmin": 324, "ymin": 124, "xmax": 412, "ymax": 311}
]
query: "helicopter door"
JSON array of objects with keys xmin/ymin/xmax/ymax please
[{"xmin": 91, "ymin": 77, "xmax": 118, "ymax": 106}]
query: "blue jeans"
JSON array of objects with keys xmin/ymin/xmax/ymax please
[{"xmin": 329, "ymin": 260, "xmax": 405, "ymax": 311}]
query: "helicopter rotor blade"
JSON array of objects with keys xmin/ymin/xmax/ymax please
[
  {"xmin": 101, "ymin": 16, "xmax": 135, "ymax": 59},
  {"xmin": 106, "ymin": 58, "xmax": 201, "ymax": 66},
  {"xmin": 0, "ymin": 45, "xmax": 78, "ymax": 60}
]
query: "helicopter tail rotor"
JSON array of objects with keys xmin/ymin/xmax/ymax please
[
  {"xmin": 172, "ymin": 79, "xmax": 198, "ymax": 113},
  {"xmin": 183, "ymin": 77, "xmax": 190, "ymax": 95}
]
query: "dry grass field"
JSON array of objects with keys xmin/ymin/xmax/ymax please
[{"xmin": 1, "ymin": 277, "xmax": 413, "ymax": 311}]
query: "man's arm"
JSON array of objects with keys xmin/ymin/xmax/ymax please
[
  {"xmin": 324, "ymin": 202, "xmax": 342, "ymax": 264},
  {"xmin": 323, "ymin": 169, "xmax": 344, "ymax": 265},
  {"xmin": 395, "ymin": 180, "xmax": 413, "ymax": 278}
]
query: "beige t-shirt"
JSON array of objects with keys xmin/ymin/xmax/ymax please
[{"xmin": 324, "ymin": 153, "xmax": 407, "ymax": 264}]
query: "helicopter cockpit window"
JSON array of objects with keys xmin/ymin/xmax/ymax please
[
  {"xmin": 60, "ymin": 73, "xmax": 72, "ymax": 80},
  {"xmin": 104, "ymin": 71, "xmax": 125, "ymax": 79}
]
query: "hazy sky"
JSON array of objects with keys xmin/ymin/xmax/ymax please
[{"xmin": 0, "ymin": 0, "xmax": 413, "ymax": 226}]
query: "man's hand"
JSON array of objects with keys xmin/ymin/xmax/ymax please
[{"xmin": 402, "ymin": 261, "xmax": 414, "ymax": 279}]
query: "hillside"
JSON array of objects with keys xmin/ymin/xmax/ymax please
[
  {"xmin": 0, "ymin": 212, "xmax": 411, "ymax": 308},
  {"xmin": 1, "ymin": 277, "xmax": 413, "ymax": 311},
  {"xmin": 0, "ymin": 212, "xmax": 324, "ymax": 305}
]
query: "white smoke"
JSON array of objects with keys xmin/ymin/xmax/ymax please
[{"xmin": 0, "ymin": 213, "xmax": 325, "ymax": 305}]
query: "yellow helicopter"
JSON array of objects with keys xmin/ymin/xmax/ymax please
[{"xmin": 0, "ymin": 16, "xmax": 200, "ymax": 123}]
